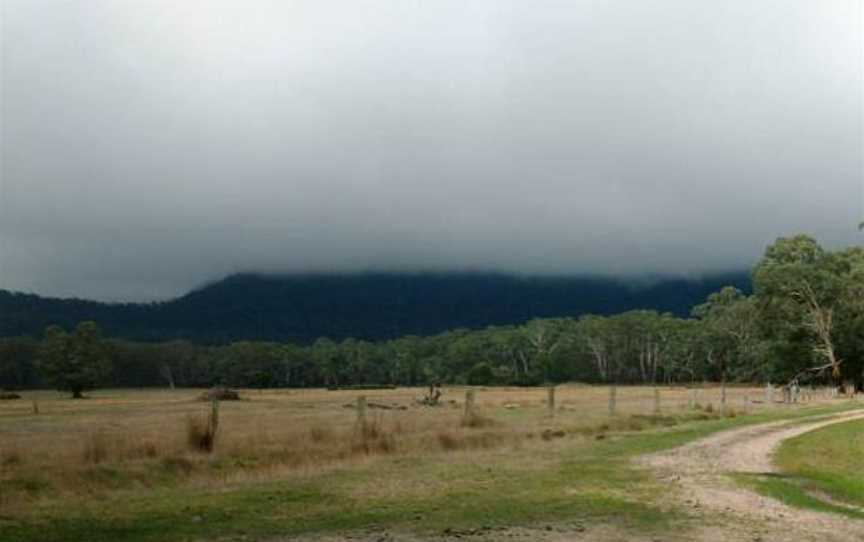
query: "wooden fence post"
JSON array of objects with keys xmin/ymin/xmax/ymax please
[
  {"xmin": 356, "ymin": 395, "xmax": 367, "ymax": 427},
  {"xmin": 547, "ymin": 386, "xmax": 556, "ymax": 417},
  {"xmin": 608, "ymin": 384, "xmax": 617, "ymax": 416},
  {"xmin": 653, "ymin": 386, "xmax": 661, "ymax": 415},
  {"xmin": 463, "ymin": 389, "xmax": 475, "ymax": 422},
  {"xmin": 210, "ymin": 398, "xmax": 220, "ymax": 434}
]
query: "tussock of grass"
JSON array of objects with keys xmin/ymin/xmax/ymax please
[
  {"xmin": 569, "ymin": 412, "xmax": 705, "ymax": 437},
  {"xmin": 308, "ymin": 426, "xmax": 332, "ymax": 443},
  {"xmin": 136, "ymin": 440, "xmax": 159, "ymax": 459},
  {"xmin": 186, "ymin": 413, "xmax": 218, "ymax": 453},
  {"xmin": 437, "ymin": 431, "xmax": 461, "ymax": 450},
  {"xmin": 2, "ymin": 446, "xmax": 23, "ymax": 466},
  {"xmin": 82, "ymin": 431, "xmax": 109, "ymax": 464},
  {"xmin": 352, "ymin": 417, "xmax": 398, "ymax": 455},
  {"xmin": 160, "ymin": 455, "xmax": 195, "ymax": 476},
  {"xmin": 541, "ymin": 429, "xmax": 566, "ymax": 441},
  {"xmin": 460, "ymin": 411, "xmax": 496, "ymax": 428}
]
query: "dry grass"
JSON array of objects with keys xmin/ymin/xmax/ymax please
[
  {"xmin": 186, "ymin": 414, "xmax": 216, "ymax": 453},
  {"xmin": 460, "ymin": 410, "xmax": 496, "ymax": 428},
  {"xmin": 1, "ymin": 445, "xmax": 22, "ymax": 466},
  {"xmin": 351, "ymin": 415, "xmax": 398, "ymax": 455},
  {"xmin": 0, "ymin": 384, "xmax": 833, "ymax": 508},
  {"xmin": 82, "ymin": 430, "xmax": 109, "ymax": 463}
]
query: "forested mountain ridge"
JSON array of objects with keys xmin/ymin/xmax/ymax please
[{"xmin": 0, "ymin": 271, "xmax": 751, "ymax": 344}]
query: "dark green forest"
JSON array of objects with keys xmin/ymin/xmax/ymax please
[
  {"xmin": 0, "ymin": 272, "xmax": 750, "ymax": 343},
  {"xmin": 2, "ymin": 236, "xmax": 861, "ymax": 392}
]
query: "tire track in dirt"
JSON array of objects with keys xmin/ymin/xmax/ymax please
[{"xmin": 641, "ymin": 409, "xmax": 864, "ymax": 542}]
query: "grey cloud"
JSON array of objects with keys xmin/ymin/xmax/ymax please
[{"xmin": 1, "ymin": 0, "xmax": 861, "ymax": 300}]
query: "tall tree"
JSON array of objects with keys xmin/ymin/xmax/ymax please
[
  {"xmin": 37, "ymin": 322, "xmax": 112, "ymax": 398},
  {"xmin": 692, "ymin": 287, "xmax": 764, "ymax": 386},
  {"xmin": 753, "ymin": 236, "xmax": 848, "ymax": 383}
]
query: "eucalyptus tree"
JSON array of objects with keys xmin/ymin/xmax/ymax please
[
  {"xmin": 660, "ymin": 318, "xmax": 704, "ymax": 384},
  {"xmin": 0, "ymin": 337, "xmax": 40, "ymax": 390},
  {"xmin": 518, "ymin": 318, "xmax": 570, "ymax": 383},
  {"xmin": 212, "ymin": 341, "xmax": 284, "ymax": 388},
  {"xmin": 281, "ymin": 343, "xmax": 315, "ymax": 387},
  {"xmin": 575, "ymin": 315, "xmax": 615, "ymax": 383},
  {"xmin": 36, "ymin": 321, "xmax": 112, "ymax": 398},
  {"xmin": 387, "ymin": 335, "xmax": 424, "ymax": 385},
  {"xmin": 692, "ymin": 287, "xmax": 764, "ymax": 402},
  {"xmin": 312, "ymin": 338, "xmax": 342, "ymax": 387},
  {"xmin": 753, "ymin": 236, "xmax": 850, "ymax": 383}
]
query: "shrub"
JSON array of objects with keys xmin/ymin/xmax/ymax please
[
  {"xmin": 199, "ymin": 387, "xmax": 240, "ymax": 401},
  {"xmin": 187, "ymin": 402, "xmax": 220, "ymax": 453},
  {"xmin": 187, "ymin": 415, "xmax": 216, "ymax": 453}
]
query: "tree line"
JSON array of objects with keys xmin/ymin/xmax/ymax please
[{"xmin": 1, "ymin": 235, "xmax": 861, "ymax": 396}]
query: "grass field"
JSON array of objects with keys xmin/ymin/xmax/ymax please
[
  {"xmin": 0, "ymin": 385, "xmax": 849, "ymax": 542},
  {"xmin": 743, "ymin": 416, "xmax": 864, "ymax": 519}
]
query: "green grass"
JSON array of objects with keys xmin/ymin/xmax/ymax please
[
  {"xmin": 736, "ymin": 473, "xmax": 864, "ymax": 519},
  {"xmin": 2, "ymin": 403, "xmax": 858, "ymax": 542},
  {"xmin": 742, "ymin": 415, "xmax": 864, "ymax": 518}
]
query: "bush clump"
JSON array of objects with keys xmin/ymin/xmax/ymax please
[{"xmin": 199, "ymin": 387, "xmax": 240, "ymax": 401}]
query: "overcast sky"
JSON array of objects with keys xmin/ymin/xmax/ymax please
[{"xmin": 1, "ymin": 1, "xmax": 862, "ymax": 301}]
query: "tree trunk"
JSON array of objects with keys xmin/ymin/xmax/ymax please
[
  {"xmin": 71, "ymin": 388, "xmax": 84, "ymax": 399},
  {"xmin": 639, "ymin": 350, "xmax": 647, "ymax": 383},
  {"xmin": 162, "ymin": 366, "xmax": 175, "ymax": 390}
]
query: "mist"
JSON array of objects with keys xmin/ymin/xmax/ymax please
[{"xmin": 1, "ymin": 1, "xmax": 861, "ymax": 301}]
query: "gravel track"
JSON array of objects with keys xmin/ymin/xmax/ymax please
[{"xmin": 642, "ymin": 409, "xmax": 864, "ymax": 541}]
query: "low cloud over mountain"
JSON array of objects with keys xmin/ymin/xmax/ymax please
[{"xmin": 1, "ymin": 1, "xmax": 860, "ymax": 300}]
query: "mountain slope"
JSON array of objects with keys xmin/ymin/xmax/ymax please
[{"xmin": 0, "ymin": 272, "xmax": 751, "ymax": 344}]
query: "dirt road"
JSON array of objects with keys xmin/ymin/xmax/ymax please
[{"xmin": 643, "ymin": 409, "xmax": 864, "ymax": 541}]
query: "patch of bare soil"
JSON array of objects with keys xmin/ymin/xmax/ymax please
[
  {"xmin": 285, "ymin": 523, "xmax": 659, "ymax": 542},
  {"xmin": 641, "ymin": 409, "xmax": 864, "ymax": 542}
]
